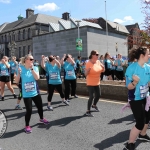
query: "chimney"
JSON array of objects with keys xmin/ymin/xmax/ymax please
[
  {"xmin": 62, "ymin": 12, "xmax": 70, "ymax": 20},
  {"xmin": 26, "ymin": 8, "xmax": 34, "ymax": 18}
]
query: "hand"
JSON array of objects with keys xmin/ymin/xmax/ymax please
[
  {"xmin": 132, "ymin": 75, "xmax": 140, "ymax": 83},
  {"xmin": 18, "ymin": 67, "xmax": 21, "ymax": 74},
  {"xmin": 41, "ymin": 55, "xmax": 45, "ymax": 60},
  {"xmin": 1, "ymin": 59, "xmax": 5, "ymax": 63}
]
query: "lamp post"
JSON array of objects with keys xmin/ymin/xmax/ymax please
[
  {"xmin": 116, "ymin": 42, "xmax": 118, "ymax": 58},
  {"xmin": 75, "ymin": 20, "xmax": 81, "ymax": 56},
  {"xmin": 8, "ymin": 41, "xmax": 17, "ymax": 57}
]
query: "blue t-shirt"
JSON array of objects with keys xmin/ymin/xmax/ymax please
[
  {"xmin": 76, "ymin": 59, "xmax": 80, "ymax": 68},
  {"xmin": 9, "ymin": 61, "xmax": 18, "ymax": 74},
  {"xmin": 0, "ymin": 63, "xmax": 10, "ymax": 76},
  {"xmin": 19, "ymin": 66, "xmax": 39, "ymax": 98},
  {"xmin": 104, "ymin": 59, "xmax": 112, "ymax": 69},
  {"xmin": 45, "ymin": 63, "xmax": 62, "ymax": 85},
  {"xmin": 147, "ymin": 58, "xmax": 150, "ymax": 65},
  {"xmin": 63, "ymin": 61, "xmax": 76, "ymax": 80},
  {"xmin": 115, "ymin": 59, "xmax": 124, "ymax": 71},
  {"xmin": 125, "ymin": 62, "xmax": 150, "ymax": 100}
]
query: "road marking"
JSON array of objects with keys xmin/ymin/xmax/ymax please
[{"xmin": 39, "ymin": 90, "xmax": 126, "ymax": 105}]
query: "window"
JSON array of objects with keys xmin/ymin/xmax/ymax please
[
  {"xmin": 1, "ymin": 36, "xmax": 3, "ymax": 43},
  {"xmin": 23, "ymin": 29, "xmax": 25, "ymax": 40},
  {"xmin": 19, "ymin": 47, "xmax": 21, "ymax": 58},
  {"xmin": 28, "ymin": 28, "xmax": 31, "ymax": 39},
  {"xmin": 9, "ymin": 35, "xmax": 11, "ymax": 43},
  {"xmin": 23, "ymin": 46, "xmax": 26, "ymax": 56},
  {"xmin": 5, "ymin": 35, "xmax": 7, "ymax": 42},
  {"xmin": 12, "ymin": 32, "xmax": 15, "ymax": 41},
  {"xmin": 18, "ymin": 31, "xmax": 21, "ymax": 41}
]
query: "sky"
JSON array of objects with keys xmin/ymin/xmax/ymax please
[{"xmin": 0, "ymin": 0, "xmax": 148, "ymax": 28}]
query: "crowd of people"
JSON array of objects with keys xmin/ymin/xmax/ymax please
[{"xmin": 0, "ymin": 48, "xmax": 150, "ymax": 150}]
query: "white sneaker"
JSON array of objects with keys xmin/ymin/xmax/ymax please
[{"xmin": 62, "ymin": 100, "xmax": 69, "ymax": 105}]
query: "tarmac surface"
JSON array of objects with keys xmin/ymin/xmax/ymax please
[{"xmin": 0, "ymin": 87, "xmax": 150, "ymax": 150}]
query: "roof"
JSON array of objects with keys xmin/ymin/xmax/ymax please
[{"xmin": 125, "ymin": 23, "xmax": 140, "ymax": 32}]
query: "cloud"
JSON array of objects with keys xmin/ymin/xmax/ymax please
[
  {"xmin": 113, "ymin": 16, "xmax": 134, "ymax": 24},
  {"xmin": 113, "ymin": 19, "xmax": 125, "ymax": 24},
  {"xmin": 0, "ymin": 0, "xmax": 10, "ymax": 3},
  {"xmin": 34, "ymin": 3, "xmax": 59, "ymax": 12}
]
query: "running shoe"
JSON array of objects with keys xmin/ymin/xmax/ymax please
[
  {"xmin": 40, "ymin": 118, "xmax": 50, "ymax": 125},
  {"xmin": 66, "ymin": 99, "xmax": 70, "ymax": 102},
  {"xmin": 24, "ymin": 126, "xmax": 32, "ymax": 133},
  {"xmin": 85, "ymin": 111, "xmax": 94, "ymax": 117},
  {"xmin": 74, "ymin": 95, "xmax": 78, "ymax": 98},
  {"xmin": 138, "ymin": 134, "xmax": 150, "ymax": 142},
  {"xmin": 92, "ymin": 105, "xmax": 100, "ymax": 112},
  {"xmin": 125, "ymin": 143, "xmax": 135, "ymax": 150},
  {"xmin": 1, "ymin": 97, "xmax": 4, "ymax": 101},
  {"xmin": 62, "ymin": 100, "xmax": 69, "ymax": 105},
  {"xmin": 13, "ymin": 94, "xmax": 17, "ymax": 98},
  {"xmin": 15, "ymin": 105, "xmax": 23, "ymax": 110},
  {"xmin": 47, "ymin": 105, "xmax": 53, "ymax": 111}
]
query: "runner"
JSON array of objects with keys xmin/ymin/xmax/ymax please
[
  {"xmin": 0, "ymin": 56, "xmax": 16, "ymax": 101},
  {"xmin": 9, "ymin": 56, "xmax": 18, "ymax": 84},
  {"xmin": 85, "ymin": 50, "xmax": 105, "ymax": 116},
  {"xmin": 15, "ymin": 54, "xmax": 49, "ymax": 133},
  {"xmin": 125, "ymin": 47, "xmax": 150, "ymax": 150},
  {"xmin": 41, "ymin": 55, "xmax": 69, "ymax": 111},
  {"xmin": 60, "ymin": 54, "xmax": 78, "ymax": 102}
]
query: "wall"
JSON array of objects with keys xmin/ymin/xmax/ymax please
[
  {"xmin": 37, "ymin": 79, "xmax": 128, "ymax": 101},
  {"xmin": 87, "ymin": 28, "xmax": 128, "ymax": 57}
]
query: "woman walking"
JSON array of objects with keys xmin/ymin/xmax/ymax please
[
  {"xmin": 85, "ymin": 50, "xmax": 105, "ymax": 116},
  {"xmin": 125, "ymin": 47, "xmax": 150, "ymax": 150},
  {"xmin": 15, "ymin": 54, "xmax": 49, "ymax": 133},
  {"xmin": 41, "ymin": 55, "xmax": 69, "ymax": 111},
  {"xmin": 0, "ymin": 56, "xmax": 16, "ymax": 101}
]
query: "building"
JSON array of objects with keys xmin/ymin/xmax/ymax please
[{"xmin": 0, "ymin": 8, "xmax": 129, "ymax": 60}]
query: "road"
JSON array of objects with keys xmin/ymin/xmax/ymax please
[{"xmin": 0, "ymin": 86, "xmax": 149, "ymax": 150}]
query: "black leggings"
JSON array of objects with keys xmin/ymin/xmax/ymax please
[
  {"xmin": 17, "ymin": 83, "xmax": 22, "ymax": 100},
  {"xmin": 23, "ymin": 94, "xmax": 43, "ymax": 126},
  {"xmin": 87, "ymin": 85, "xmax": 101, "ymax": 111},
  {"xmin": 48, "ymin": 84, "xmax": 64, "ymax": 102},
  {"xmin": 11, "ymin": 73, "xmax": 14, "ymax": 84},
  {"xmin": 116, "ymin": 70, "xmax": 124, "ymax": 80},
  {"xmin": 130, "ymin": 99, "xmax": 150, "ymax": 130},
  {"xmin": 64, "ymin": 79, "xmax": 76, "ymax": 100}
]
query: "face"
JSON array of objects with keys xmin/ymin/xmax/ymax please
[
  {"xmin": 92, "ymin": 52, "xmax": 99, "ymax": 60},
  {"xmin": 3, "ymin": 57, "xmax": 7, "ymax": 61},
  {"xmin": 25, "ymin": 56, "xmax": 34, "ymax": 64},
  {"xmin": 143, "ymin": 49, "xmax": 149, "ymax": 63}
]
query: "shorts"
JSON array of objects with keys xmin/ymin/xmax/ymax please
[{"xmin": 0, "ymin": 76, "xmax": 11, "ymax": 83}]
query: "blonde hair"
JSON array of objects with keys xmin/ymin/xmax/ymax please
[{"xmin": 20, "ymin": 57, "xmax": 25, "ymax": 65}]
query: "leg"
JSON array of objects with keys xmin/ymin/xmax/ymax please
[
  {"xmin": 87, "ymin": 86, "xmax": 94, "ymax": 111},
  {"xmin": 23, "ymin": 98, "xmax": 32, "ymax": 126},
  {"xmin": 6, "ymin": 81, "xmax": 15, "ymax": 94},
  {"xmin": 1, "ymin": 81, "xmax": 5, "ymax": 97},
  {"xmin": 47, "ymin": 84, "xmax": 55, "ymax": 106},
  {"xmin": 64, "ymin": 80, "xmax": 70, "ymax": 100},
  {"xmin": 32, "ymin": 94, "xmax": 43, "ymax": 119},
  {"xmin": 71, "ymin": 79, "xmax": 76, "ymax": 96},
  {"xmin": 93, "ymin": 85, "xmax": 101, "ymax": 106},
  {"xmin": 55, "ymin": 84, "xmax": 65, "ymax": 100}
]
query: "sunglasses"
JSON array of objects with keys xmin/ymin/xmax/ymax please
[
  {"xmin": 95, "ymin": 54, "xmax": 99, "ymax": 56},
  {"xmin": 29, "ymin": 58, "xmax": 34, "ymax": 61}
]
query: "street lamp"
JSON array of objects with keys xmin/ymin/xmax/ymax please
[
  {"xmin": 75, "ymin": 20, "xmax": 81, "ymax": 56},
  {"xmin": 8, "ymin": 41, "xmax": 17, "ymax": 57},
  {"xmin": 116, "ymin": 42, "xmax": 118, "ymax": 58}
]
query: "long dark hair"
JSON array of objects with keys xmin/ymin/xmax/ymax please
[
  {"xmin": 128, "ymin": 47, "xmax": 147, "ymax": 62},
  {"xmin": 104, "ymin": 52, "xmax": 109, "ymax": 59}
]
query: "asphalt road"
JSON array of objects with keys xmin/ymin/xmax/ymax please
[{"xmin": 0, "ymin": 87, "xmax": 149, "ymax": 150}]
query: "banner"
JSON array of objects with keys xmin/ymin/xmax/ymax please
[{"xmin": 76, "ymin": 38, "xmax": 82, "ymax": 51}]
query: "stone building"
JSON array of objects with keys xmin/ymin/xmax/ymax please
[{"xmin": 0, "ymin": 8, "xmax": 129, "ymax": 60}]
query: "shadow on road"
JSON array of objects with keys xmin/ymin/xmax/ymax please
[
  {"xmin": 38, "ymin": 115, "xmax": 85, "ymax": 130},
  {"xmin": 94, "ymin": 129, "xmax": 130, "ymax": 150},
  {"xmin": 108, "ymin": 114, "xmax": 135, "ymax": 125}
]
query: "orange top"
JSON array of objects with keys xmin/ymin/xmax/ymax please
[{"xmin": 86, "ymin": 60, "xmax": 104, "ymax": 86}]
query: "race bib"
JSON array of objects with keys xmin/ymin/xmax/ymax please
[
  {"xmin": 140, "ymin": 84, "xmax": 149, "ymax": 98},
  {"xmin": 1, "ymin": 70, "xmax": 6, "ymax": 75},
  {"xmin": 117, "ymin": 66, "xmax": 123, "ymax": 70},
  {"xmin": 49, "ymin": 72, "xmax": 58, "ymax": 80},
  {"xmin": 67, "ymin": 70, "xmax": 74, "ymax": 77},
  {"xmin": 24, "ymin": 82, "xmax": 35, "ymax": 92}
]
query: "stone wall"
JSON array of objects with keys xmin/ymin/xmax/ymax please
[{"xmin": 37, "ymin": 79, "xmax": 128, "ymax": 102}]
